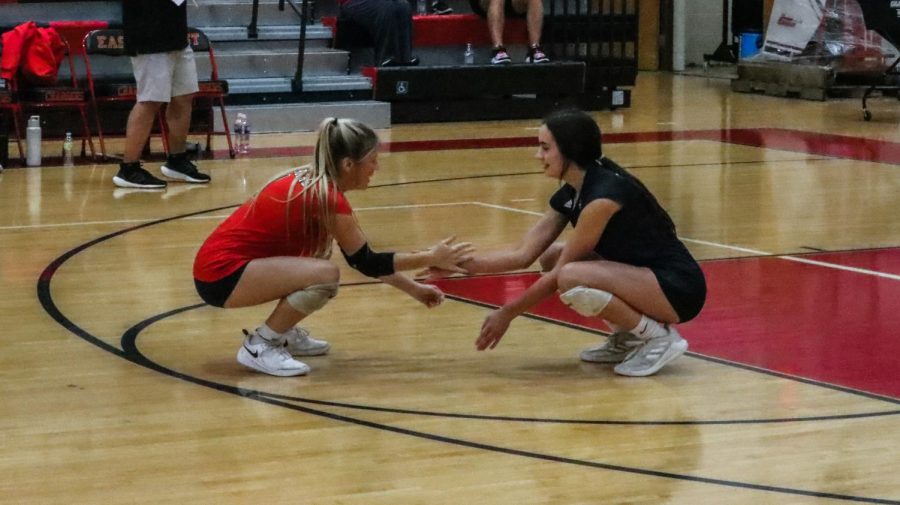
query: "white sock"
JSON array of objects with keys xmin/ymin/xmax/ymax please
[
  {"xmin": 252, "ymin": 324, "xmax": 283, "ymax": 344},
  {"xmin": 630, "ymin": 315, "xmax": 667, "ymax": 341}
]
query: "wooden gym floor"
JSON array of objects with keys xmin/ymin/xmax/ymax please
[{"xmin": 1, "ymin": 72, "xmax": 899, "ymax": 504}]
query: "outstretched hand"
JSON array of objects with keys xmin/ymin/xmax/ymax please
[
  {"xmin": 414, "ymin": 283, "xmax": 445, "ymax": 308},
  {"xmin": 476, "ymin": 308, "xmax": 513, "ymax": 350},
  {"xmin": 415, "ymin": 266, "xmax": 462, "ymax": 280},
  {"xmin": 428, "ymin": 236, "xmax": 474, "ymax": 273}
]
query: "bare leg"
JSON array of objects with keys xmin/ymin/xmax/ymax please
[
  {"xmin": 225, "ymin": 256, "xmax": 340, "ymax": 333},
  {"xmin": 525, "ymin": 0, "xmax": 543, "ymax": 46},
  {"xmin": 539, "ymin": 242, "xmax": 602, "ymax": 272},
  {"xmin": 538, "ymin": 242, "xmax": 564, "ymax": 272},
  {"xmin": 164, "ymin": 93, "xmax": 194, "ymax": 154},
  {"xmin": 487, "ymin": 0, "xmax": 505, "ymax": 47},
  {"xmin": 123, "ymin": 101, "xmax": 163, "ymax": 163},
  {"xmin": 557, "ymin": 260, "xmax": 679, "ymax": 328}
]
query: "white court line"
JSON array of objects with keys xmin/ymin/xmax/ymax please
[
  {"xmin": 468, "ymin": 201, "xmax": 900, "ymax": 283},
  {"xmin": 0, "ymin": 202, "xmax": 472, "ymax": 231},
  {"xmin": 680, "ymin": 237, "xmax": 900, "ymax": 282},
  {"xmin": 4, "ymin": 200, "xmax": 898, "ymax": 282}
]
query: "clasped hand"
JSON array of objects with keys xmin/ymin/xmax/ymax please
[{"xmin": 428, "ymin": 236, "xmax": 474, "ymax": 273}]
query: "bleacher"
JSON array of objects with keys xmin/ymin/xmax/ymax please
[{"xmin": 0, "ymin": 0, "xmax": 637, "ymax": 158}]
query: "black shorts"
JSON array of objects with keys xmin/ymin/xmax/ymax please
[
  {"xmin": 651, "ymin": 260, "xmax": 706, "ymax": 323},
  {"xmin": 194, "ymin": 262, "xmax": 249, "ymax": 308},
  {"xmin": 469, "ymin": 0, "xmax": 526, "ymax": 18}
]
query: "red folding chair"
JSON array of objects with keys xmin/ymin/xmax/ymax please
[
  {"xmin": 82, "ymin": 28, "xmax": 234, "ymax": 159},
  {"xmin": 179, "ymin": 28, "xmax": 234, "ymax": 158},
  {"xmin": 0, "ymin": 73, "xmax": 25, "ymax": 165}
]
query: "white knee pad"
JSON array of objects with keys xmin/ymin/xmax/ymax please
[
  {"xmin": 286, "ymin": 283, "xmax": 339, "ymax": 315},
  {"xmin": 560, "ymin": 286, "xmax": 613, "ymax": 317}
]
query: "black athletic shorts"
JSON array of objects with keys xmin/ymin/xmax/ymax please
[
  {"xmin": 194, "ymin": 262, "xmax": 249, "ymax": 308},
  {"xmin": 651, "ymin": 260, "xmax": 706, "ymax": 323}
]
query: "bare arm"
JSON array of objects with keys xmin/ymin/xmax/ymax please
[
  {"xmin": 331, "ymin": 213, "xmax": 459, "ymax": 305},
  {"xmin": 462, "ymin": 209, "xmax": 568, "ymax": 274},
  {"xmin": 380, "ymin": 272, "xmax": 445, "ymax": 308},
  {"xmin": 333, "ymin": 213, "xmax": 473, "ymax": 273},
  {"xmin": 476, "ymin": 199, "xmax": 619, "ymax": 350}
]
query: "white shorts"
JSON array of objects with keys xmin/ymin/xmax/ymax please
[{"xmin": 131, "ymin": 47, "xmax": 200, "ymax": 103}]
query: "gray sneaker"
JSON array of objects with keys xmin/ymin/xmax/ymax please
[
  {"xmin": 283, "ymin": 326, "xmax": 330, "ymax": 356},
  {"xmin": 613, "ymin": 327, "xmax": 688, "ymax": 377},
  {"xmin": 579, "ymin": 331, "xmax": 643, "ymax": 363}
]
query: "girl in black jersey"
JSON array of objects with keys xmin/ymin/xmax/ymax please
[{"xmin": 460, "ymin": 109, "xmax": 706, "ymax": 377}]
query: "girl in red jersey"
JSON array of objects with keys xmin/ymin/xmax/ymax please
[{"xmin": 194, "ymin": 118, "xmax": 473, "ymax": 377}]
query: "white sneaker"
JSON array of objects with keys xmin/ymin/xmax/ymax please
[
  {"xmin": 579, "ymin": 331, "xmax": 643, "ymax": 363},
  {"xmin": 283, "ymin": 326, "xmax": 330, "ymax": 356},
  {"xmin": 613, "ymin": 327, "xmax": 688, "ymax": 377},
  {"xmin": 236, "ymin": 331, "xmax": 310, "ymax": 377}
]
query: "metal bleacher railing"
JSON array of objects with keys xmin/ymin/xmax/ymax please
[{"xmin": 248, "ymin": 0, "xmax": 314, "ymax": 93}]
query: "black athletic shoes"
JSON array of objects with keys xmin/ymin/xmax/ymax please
[
  {"xmin": 113, "ymin": 162, "xmax": 167, "ymax": 189},
  {"xmin": 161, "ymin": 153, "xmax": 211, "ymax": 184}
]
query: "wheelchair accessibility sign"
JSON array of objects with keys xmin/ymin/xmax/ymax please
[{"xmin": 395, "ymin": 81, "xmax": 409, "ymax": 95}]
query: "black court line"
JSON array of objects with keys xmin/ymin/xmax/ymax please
[
  {"xmin": 35, "ymin": 208, "xmax": 900, "ymax": 504},
  {"xmin": 106, "ymin": 305, "xmax": 899, "ymax": 505}
]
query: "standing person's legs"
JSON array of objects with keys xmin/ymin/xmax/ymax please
[
  {"xmin": 113, "ymin": 52, "xmax": 175, "ymax": 189},
  {"xmin": 163, "ymin": 93, "xmax": 192, "ymax": 155},
  {"xmin": 123, "ymin": 102, "xmax": 163, "ymax": 164},
  {"xmin": 162, "ymin": 47, "xmax": 198, "ymax": 154},
  {"xmin": 159, "ymin": 47, "xmax": 209, "ymax": 183}
]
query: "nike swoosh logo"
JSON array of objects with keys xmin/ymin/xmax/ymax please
[{"xmin": 243, "ymin": 344, "xmax": 259, "ymax": 358}]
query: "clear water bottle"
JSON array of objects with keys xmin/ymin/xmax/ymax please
[
  {"xmin": 62, "ymin": 132, "xmax": 74, "ymax": 167},
  {"xmin": 417, "ymin": 0, "xmax": 427, "ymax": 15},
  {"xmin": 26, "ymin": 115, "xmax": 42, "ymax": 167},
  {"xmin": 233, "ymin": 113, "xmax": 251, "ymax": 155},
  {"xmin": 464, "ymin": 43, "xmax": 475, "ymax": 65}
]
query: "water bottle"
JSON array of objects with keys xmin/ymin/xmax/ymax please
[
  {"xmin": 417, "ymin": 0, "xmax": 427, "ymax": 15},
  {"xmin": 233, "ymin": 113, "xmax": 251, "ymax": 155},
  {"xmin": 464, "ymin": 43, "xmax": 475, "ymax": 65},
  {"xmin": 62, "ymin": 132, "xmax": 74, "ymax": 167},
  {"xmin": 26, "ymin": 115, "xmax": 42, "ymax": 167}
]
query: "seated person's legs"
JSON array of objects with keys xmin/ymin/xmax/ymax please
[
  {"xmin": 510, "ymin": 0, "xmax": 549, "ymax": 63},
  {"xmin": 342, "ymin": 0, "xmax": 417, "ymax": 66}
]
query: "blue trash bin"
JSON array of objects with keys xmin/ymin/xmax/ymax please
[{"xmin": 740, "ymin": 32, "xmax": 762, "ymax": 60}]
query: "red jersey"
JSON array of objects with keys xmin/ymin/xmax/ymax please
[{"xmin": 193, "ymin": 173, "xmax": 353, "ymax": 282}]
